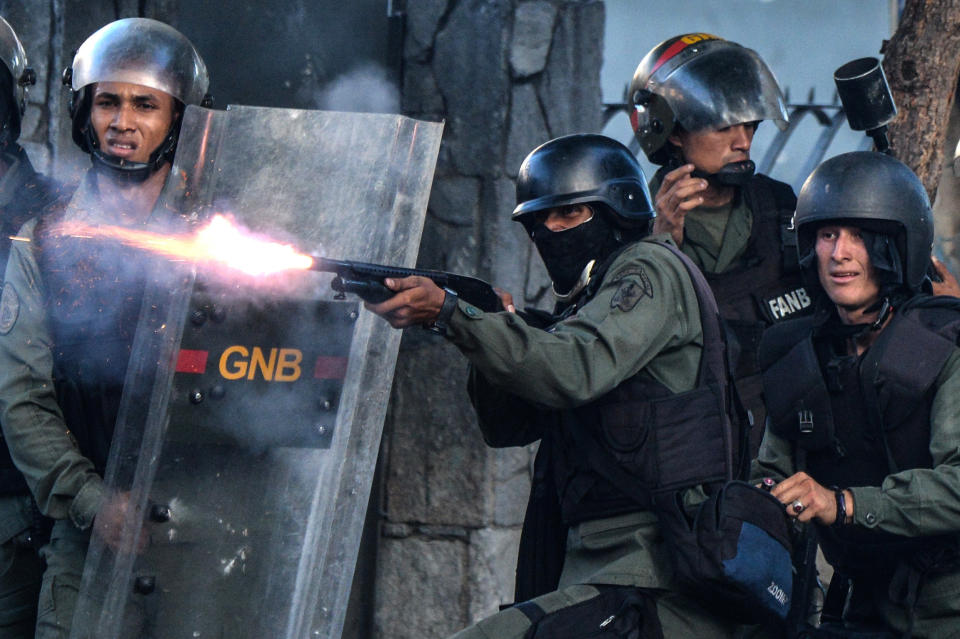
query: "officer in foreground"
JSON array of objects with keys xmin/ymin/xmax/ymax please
[
  {"xmin": 0, "ymin": 18, "xmax": 208, "ymax": 638},
  {"xmin": 369, "ymin": 134, "xmax": 739, "ymax": 638},
  {"xmin": 0, "ymin": 15, "xmax": 70, "ymax": 639},
  {"xmin": 629, "ymin": 33, "xmax": 807, "ymax": 455},
  {"xmin": 756, "ymin": 151, "xmax": 960, "ymax": 637}
]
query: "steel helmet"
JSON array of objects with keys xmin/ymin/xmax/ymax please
[
  {"xmin": 0, "ymin": 17, "xmax": 35, "ymax": 145},
  {"xmin": 629, "ymin": 34, "xmax": 788, "ymax": 165},
  {"xmin": 64, "ymin": 18, "xmax": 211, "ymax": 178}
]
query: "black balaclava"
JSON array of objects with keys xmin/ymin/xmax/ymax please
[{"xmin": 531, "ymin": 207, "xmax": 622, "ymax": 298}]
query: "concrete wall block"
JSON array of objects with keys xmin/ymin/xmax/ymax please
[
  {"xmin": 476, "ymin": 176, "xmax": 529, "ymax": 292},
  {"xmin": 429, "ymin": 175, "xmax": 480, "ymax": 227},
  {"xmin": 536, "ymin": 0, "xmax": 604, "ymax": 137},
  {"xmin": 404, "ymin": 0, "xmax": 449, "ymax": 62},
  {"xmin": 433, "ymin": 0, "xmax": 510, "ymax": 176},
  {"xmin": 509, "ymin": 1, "xmax": 557, "ymax": 79},
  {"xmin": 419, "ymin": 212, "xmax": 480, "ymax": 275},
  {"xmin": 505, "ymin": 82, "xmax": 549, "ymax": 177},
  {"xmin": 374, "ymin": 535, "xmax": 469, "ymax": 639},
  {"xmin": 402, "ymin": 61, "xmax": 445, "ymax": 116},
  {"xmin": 492, "ymin": 445, "xmax": 533, "ymax": 525},
  {"xmin": 466, "ymin": 527, "xmax": 523, "ymax": 623},
  {"xmin": 385, "ymin": 343, "xmax": 493, "ymax": 526}
]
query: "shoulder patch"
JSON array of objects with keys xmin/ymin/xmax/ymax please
[
  {"xmin": 610, "ymin": 268, "xmax": 654, "ymax": 312},
  {"xmin": 0, "ymin": 283, "xmax": 18, "ymax": 334}
]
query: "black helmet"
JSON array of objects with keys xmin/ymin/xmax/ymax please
[
  {"xmin": 629, "ymin": 33, "xmax": 788, "ymax": 165},
  {"xmin": 512, "ymin": 133, "xmax": 654, "ymax": 232},
  {"xmin": 64, "ymin": 18, "xmax": 211, "ymax": 180},
  {"xmin": 795, "ymin": 151, "xmax": 933, "ymax": 295},
  {"xmin": 0, "ymin": 17, "xmax": 36, "ymax": 146}
]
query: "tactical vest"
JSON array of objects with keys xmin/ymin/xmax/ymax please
[
  {"xmin": 35, "ymin": 209, "xmax": 147, "ymax": 474},
  {"xmin": 0, "ymin": 147, "xmax": 72, "ymax": 496},
  {"xmin": 708, "ymin": 175, "xmax": 809, "ymax": 379},
  {"xmin": 551, "ymin": 241, "xmax": 737, "ymax": 525},
  {"xmin": 760, "ymin": 299, "xmax": 960, "ymax": 576}
]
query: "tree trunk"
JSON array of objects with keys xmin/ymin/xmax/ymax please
[{"xmin": 883, "ymin": 0, "xmax": 960, "ymax": 199}]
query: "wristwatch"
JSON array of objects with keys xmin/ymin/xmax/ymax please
[{"xmin": 426, "ymin": 287, "xmax": 459, "ymax": 336}]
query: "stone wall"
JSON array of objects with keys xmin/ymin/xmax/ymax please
[{"xmin": 374, "ymin": 2, "xmax": 605, "ymax": 637}]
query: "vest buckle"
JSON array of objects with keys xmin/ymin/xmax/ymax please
[{"xmin": 798, "ymin": 409, "xmax": 814, "ymax": 434}]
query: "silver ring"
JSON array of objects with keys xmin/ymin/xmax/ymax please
[{"xmin": 791, "ymin": 500, "xmax": 804, "ymax": 514}]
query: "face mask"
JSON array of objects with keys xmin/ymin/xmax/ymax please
[{"xmin": 532, "ymin": 215, "xmax": 620, "ymax": 297}]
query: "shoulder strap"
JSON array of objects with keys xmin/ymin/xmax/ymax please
[
  {"xmin": 743, "ymin": 175, "xmax": 799, "ymax": 272},
  {"xmin": 648, "ymin": 240, "xmax": 746, "ymax": 476},
  {"xmin": 645, "ymin": 240, "xmax": 729, "ymax": 390}
]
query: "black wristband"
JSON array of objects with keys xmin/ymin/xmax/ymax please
[
  {"xmin": 831, "ymin": 486, "xmax": 847, "ymax": 530},
  {"xmin": 425, "ymin": 288, "xmax": 458, "ymax": 336}
]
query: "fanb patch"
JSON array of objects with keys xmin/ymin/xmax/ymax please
[
  {"xmin": 0, "ymin": 283, "xmax": 18, "ymax": 334},
  {"xmin": 611, "ymin": 268, "xmax": 653, "ymax": 312}
]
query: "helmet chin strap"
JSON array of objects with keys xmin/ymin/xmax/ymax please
[
  {"xmin": 553, "ymin": 260, "xmax": 596, "ymax": 302},
  {"xmin": 84, "ymin": 120, "xmax": 178, "ymax": 183}
]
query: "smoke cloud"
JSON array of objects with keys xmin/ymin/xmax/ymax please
[{"xmin": 314, "ymin": 63, "xmax": 400, "ymax": 114}]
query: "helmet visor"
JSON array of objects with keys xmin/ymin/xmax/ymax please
[{"xmin": 653, "ymin": 46, "xmax": 788, "ymax": 133}]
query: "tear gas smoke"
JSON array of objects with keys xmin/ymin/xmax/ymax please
[{"xmin": 315, "ymin": 63, "xmax": 399, "ymax": 114}]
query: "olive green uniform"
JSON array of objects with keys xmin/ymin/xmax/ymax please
[
  {"xmin": 648, "ymin": 175, "xmax": 753, "ymax": 277},
  {"xmin": 754, "ymin": 351, "xmax": 960, "ymax": 638},
  {"xmin": 0, "ymin": 146, "xmax": 69, "ymax": 639},
  {"xmin": 0, "ymin": 175, "xmax": 111, "ymax": 639},
  {"xmin": 445, "ymin": 235, "xmax": 736, "ymax": 638}
]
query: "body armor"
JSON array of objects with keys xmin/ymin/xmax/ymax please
[
  {"xmin": 761, "ymin": 300, "xmax": 960, "ymax": 577},
  {"xmin": 549, "ymin": 242, "xmax": 736, "ymax": 525},
  {"xmin": 34, "ymin": 202, "xmax": 147, "ymax": 473}
]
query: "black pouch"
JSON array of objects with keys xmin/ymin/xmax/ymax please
[
  {"xmin": 522, "ymin": 587, "xmax": 663, "ymax": 639},
  {"xmin": 655, "ymin": 480, "xmax": 794, "ymax": 624}
]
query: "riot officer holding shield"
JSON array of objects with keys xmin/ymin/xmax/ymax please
[
  {"xmin": 629, "ymin": 33, "xmax": 807, "ymax": 456},
  {"xmin": 757, "ymin": 152, "xmax": 960, "ymax": 637},
  {"xmin": 0, "ymin": 15, "xmax": 71, "ymax": 638},
  {"xmin": 0, "ymin": 18, "xmax": 208, "ymax": 638}
]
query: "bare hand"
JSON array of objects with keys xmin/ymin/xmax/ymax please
[
  {"xmin": 365, "ymin": 275, "xmax": 446, "ymax": 328},
  {"xmin": 652, "ymin": 163, "xmax": 707, "ymax": 247},
  {"xmin": 931, "ymin": 257, "xmax": 960, "ymax": 298},
  {"xmin": 94, "ymin": 491, "xmax": 148, "ymax": 555},
  {"xmin": 770, "ymin": 471, "xmax": 851, "ymax": 526},
  {"xmin": 494, "ymin": 287, "xmax": 516, "ymax": 313}
]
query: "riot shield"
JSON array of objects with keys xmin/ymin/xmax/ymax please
[{"xmin": 69, "ymin": 105, "xmax": 443, "ymax": 638}]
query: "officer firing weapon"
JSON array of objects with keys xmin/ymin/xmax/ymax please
[
  {"xmin": 43, "ymin": 214, "xmax": 503, "ymax": 312},
  {"xmin": 309, "ymin": 258, "xmax": 502, "ymax": 312}
]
